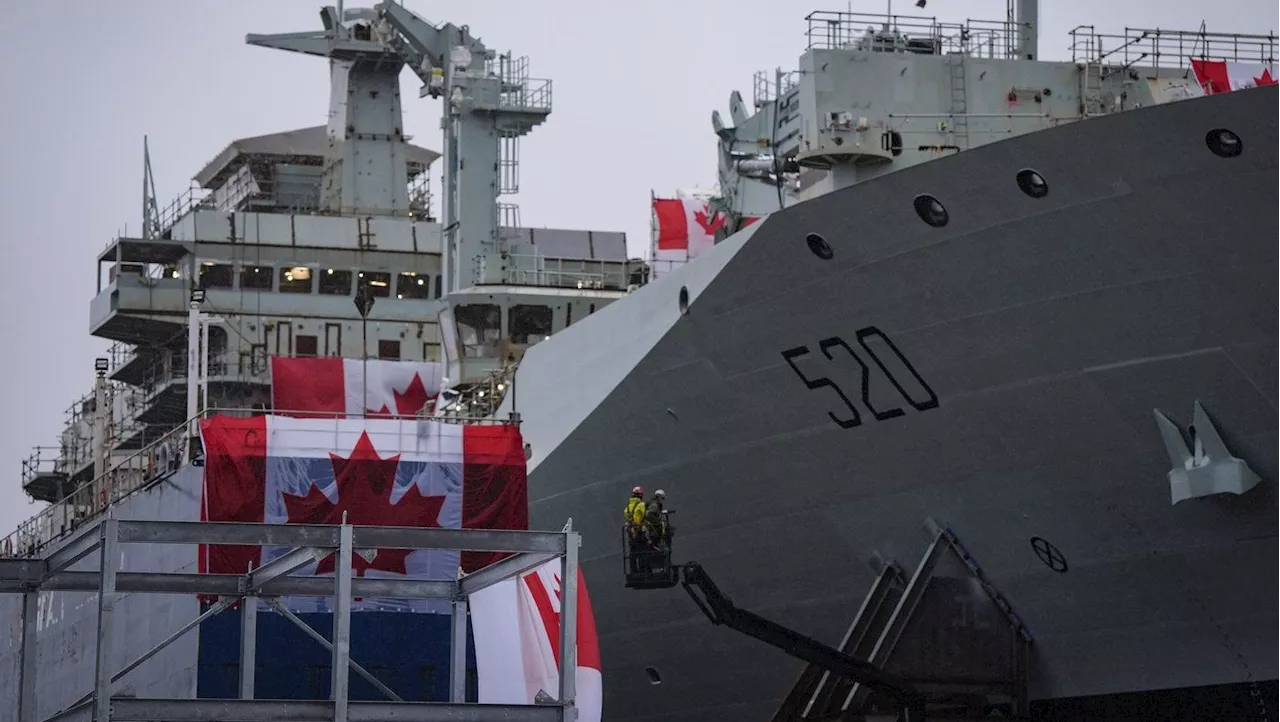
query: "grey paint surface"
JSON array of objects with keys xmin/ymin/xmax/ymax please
[
  {"xmin": 0, "ymin": 467, "xmax": 203, "ymax": 722},
  {"xmin": 525, "ymin": 87, "xmax": 1278, "ymax": 721}
]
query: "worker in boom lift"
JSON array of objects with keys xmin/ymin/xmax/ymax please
[
  {"xmin": 644, "ymin": 489, "xmax": 671, "ymax": 551},
  {"xmin": 624, "ymin": 486, "xmax": 647, "ymax": 573}
]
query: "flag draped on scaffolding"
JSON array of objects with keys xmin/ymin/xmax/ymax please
[
  {"xmin": 270, "ymin": 356, "xmax": 445, "ymax": 419},
  {"xmin": 470, "ymin": 556, "xmax": 602, "ymax": 722},
  {"xmin": 196, "ymin": 414, "xmax": 528, "ymax": 613}
]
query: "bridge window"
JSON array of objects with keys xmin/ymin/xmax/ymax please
[
  {"xmin": 434, "ymin": 275, "xmax": 443, "ymax": 299},
  {"xmin": 454, "ymin": 304, "xmax": 501, "ymax": 359},
  {"xmin": 359, "ymin": 271, "xmax": 392, "ymax": 298},
  {"xmin": 240, "ymin": 265, "xmax": 273, "ymax": 290},
  {"xmin": 378, "ymin": 339, "xmax": 401, "ymax": 360},
  {"xmin": 509, "ymin": 305, "xmax": 553, "ymax": 344},
  {"xmin": 422, "ymin": 342, "xmax": 441, "ymax": 362},
  {"xmin": 319, "ymin": 269, "xmax": 353, "ymax": 296},
  {"xmin": 279, "ymin": 266, "xmax": 313, "ymax": 293},
  {"xmin": 199, "ymin": 262, "xmax": 233, "ymax": 289},
  {"xmin": 397, "ymin": 272, "xmax": 431, "ymax": 300},
  {"xmin": 296, "ymin": 335, "xmax": 318, "ymax": 357}
]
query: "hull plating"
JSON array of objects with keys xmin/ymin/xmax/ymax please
[{"xmin": 520, "ymin": 87, "xmax": 1279, "ymax": 721}]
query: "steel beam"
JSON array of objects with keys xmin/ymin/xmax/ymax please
[
  {"xmin": 44, "ymin": 519, "xmax": 104, "ymax": 575},
  {"xmin": 557, "ymin": 532, "xmax": 578, "ymax": 707},
  {"xmin": 39, "ymin": 701, "xmax": 94, "ymax": 722},
  {"xmin": 107, "ymin": 697, "xmax": 567, "ymax": 722},
  {"xmin": 93, "ymin": 519, "xmax": 119, "ymax": 722},
  {"xmin": 458, "ymin": 551, "xmax": 558, "ymax": 596},
  {"xmin": 19, "ymin": 591, "xmax": 37, "ymax": 722},
  {"xmin": 239, "ymin": 595, "xmax": 257, "ymax": 699},
  {"xmin": 6, "ymin": 571, "xmax": 456, "ymax": 599},
  {"xmin": 114, "ymin": 519, "xmax": 569, "ymax": 554},
  {"xmin": 449, "ymin": 599, "xmax": 468, "ymax": 702},
  {"xmin": 248, "ymin": 547, "xmax": 328, "ymax": 590},
  {"xmin": 333, "ymin": 524, "xmax": 354, "ymax": 722}
]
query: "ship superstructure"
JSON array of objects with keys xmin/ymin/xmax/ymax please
[
  {"xmin": 704, "ymin": 1, "xmax": 1277, "ymax": 231},
  {"xmin": 12, "ymin": 3, "xmax": 642, "ymax": 558}
]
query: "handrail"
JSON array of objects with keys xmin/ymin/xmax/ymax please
[{"xmin": 1, "ymin": 407, "xmax": 517, "ymax": 560}]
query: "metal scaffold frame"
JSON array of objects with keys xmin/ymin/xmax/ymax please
[{"xmin": 0, "ymin": 516, "xmax": 581, "ymax": 722}]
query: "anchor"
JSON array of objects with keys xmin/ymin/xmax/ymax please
[{"xmin": 1153, "ymin": 400, "xmax": 1262, "ymax": 505}]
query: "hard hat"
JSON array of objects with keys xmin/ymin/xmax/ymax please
[
  {"xmin": 632, "ymin": 486, "xmax": 644, "ymax": 495},
  {"xmin": 654, "ymin": 489, "xmax": 666, "ymax": 497}
]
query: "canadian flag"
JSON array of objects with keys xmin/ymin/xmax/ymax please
[
  {"xmin": 1190, "ymin": 59, "xmax": 1278, "ymax": 95},
  {"xmin": 269, "ymin": 356, "xmax": 445, "ymax": 419},
  {"xmin": 469, "ymin": 559, "xmax": 601, "ymax": 720},
  {"xmin": 651, "ymin": 191, "xmax": 761, "ymax": 276}
]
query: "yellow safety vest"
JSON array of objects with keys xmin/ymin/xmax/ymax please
[{"xmin": 624, "ymin": 497, "xmax": 645, "ymax": 527}]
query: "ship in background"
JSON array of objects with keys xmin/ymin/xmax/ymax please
[{"xmin": 0, "ymin": 0, "xmax": 1277, "ymax": 721}]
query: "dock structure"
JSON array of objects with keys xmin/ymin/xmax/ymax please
[{"xmin": 0, "ymin": 518, "xmax": 581, "ymax": 722}]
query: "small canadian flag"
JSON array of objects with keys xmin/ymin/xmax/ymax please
[
  {"xmin": 651, "ymin": 191, "xmax": 760, "ymax": 269},
  {"xmin": 1189, "ymin": 59, "xmax": 1278, "ymax": 95}
]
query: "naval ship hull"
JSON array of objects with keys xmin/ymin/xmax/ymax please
[{"xmin": 515, "ymin": 86, "xmax": 1279, "ymax": 720}]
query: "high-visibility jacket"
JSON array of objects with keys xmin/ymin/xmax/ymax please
[{"xmin": 624, "ymin": 496, "xmax": 646, "ymax": 528}]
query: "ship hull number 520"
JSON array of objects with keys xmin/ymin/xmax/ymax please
[{"xmin": 781, "ymin": 326, "xmax": 939, "ymax": 429}]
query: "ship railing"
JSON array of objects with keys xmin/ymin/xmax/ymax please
[
  {"xmin": 805, "ymin": 9, "xmax": 1020, "ymax": 59},
  {"xmin": 753, "ymin": 69, "xmax": 801, "ymax": 108},
  {"xmin": 500, "ymin": 253, "xmax": 630, "ymax": 290},
  {"xmin": 1069, "ymin": 25, "xmax": 1278, "ymax": 71},
  {"xmin": 0, "ymin": 408, "xmax": 517, "ymax": 560}
]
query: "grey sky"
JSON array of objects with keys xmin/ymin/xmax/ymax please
[{"xmin": 0, "ymin": 0, "xmax": 1275, "ymax": 538}]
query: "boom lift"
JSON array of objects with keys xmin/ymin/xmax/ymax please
[{"xmin": 623, "ymin": 518, "xmax": 1032, "ymax": 721}]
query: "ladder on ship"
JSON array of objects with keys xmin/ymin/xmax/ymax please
[
  {"xmin": 773, "ymin": 519, "xmax": 1032, "ymax": 721},
  {"xmin": 1081, "ymin": 62, "xmax": 1106, "ymax": 117},
  {"xmin": 947, "ymin": 55, "xmax": 970, "ymax": 150}
]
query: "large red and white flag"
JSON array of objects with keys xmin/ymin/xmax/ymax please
[
  {"xmin": 1190, "ymin": 58, "xmax": 1278, "ymax": 95},
  {"xmin": 653, "ymin": 195, "xmax": 722, "ymax": 262},
  {"xmin": 470, "ymin": 558, "xmax": 601, "ymax": 721},
  {"xmin": 271, "ymin": 357, "xmax": 445, "ymax": 419},
  {"xmin": 197, "ymin": 415, "xmax": 529, "ymax": 605}
]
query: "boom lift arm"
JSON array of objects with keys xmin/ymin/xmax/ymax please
[{"xmin": 679, "ymin": 561, "xmax": 927, "ymax": 722}]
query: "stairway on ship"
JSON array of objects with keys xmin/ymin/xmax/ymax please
[{"xmin": 772, "ymin": 519, "xmax": 1032, "ymax": 722}]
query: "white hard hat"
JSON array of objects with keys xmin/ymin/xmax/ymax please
[{"xmin": 654, "ymin": 489, "xmax": 665, "ymax": 497}]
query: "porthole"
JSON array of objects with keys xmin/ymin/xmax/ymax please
[
  {"xmin": 1205, "ymin": 128, "xmax": 1242, "ymax": 158},
  {"xmin": 1016, "ymin": 169, "xmax": 1049, "ymax": 199},
  {"xmin": 805, "ymin": 233, "xmax": 834, "ymax": 260},
  {"xmin": 678, "ymin": 286, "xmax": 689, "ymax": 315},
  {"xmin": 644, "ymin": 666, "xmax": 663, "ymax": 685},
  {"xmin": 912, "ymin": 194, "xmax": 949, "ymax": 227}
]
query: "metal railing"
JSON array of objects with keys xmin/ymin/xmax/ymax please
[
  {"xmin": 500, "ymin": 252, "xmax": 635, "ymax": 290},
  {"xmin": 1069, "ymin": 25, "xmax": 1277, "ymax": 70},
  {"xmin": 805, "ymin": 10, "xmax": 1020, "ymax": 59},
  {"xmin": 753, "ymin": 69, "xmax": 800, "ymax": 108},
  {"xmin": 3, "ymin": 407, "xmax": 519, "ymax": 560}
]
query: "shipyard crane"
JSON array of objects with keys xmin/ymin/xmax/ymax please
[{"xmin": 247, "ymin": 3, "xmax": 552, "ymax": 295}]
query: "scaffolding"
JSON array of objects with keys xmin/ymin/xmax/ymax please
[{"xmin": 0, "ymin": 516, "xmax": 581, "ymax": 722}]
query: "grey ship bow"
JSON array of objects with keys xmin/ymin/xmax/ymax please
[{"xmin": 505, "ymin": 4, "xmax": 1279, "ymax": 721}]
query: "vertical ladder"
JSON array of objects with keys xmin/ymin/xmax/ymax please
[
  {"xmin": 1081, "ymin": 62, "xmax": 1105, "ymax": 117},
  {"xmin": 947, "ymin": 55, "xmax": 970, "ymax": 150}
]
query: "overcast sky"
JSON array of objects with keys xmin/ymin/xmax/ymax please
[{"xmin": 0, "ymin": 0, "xmax": 1274, "ymax": 539}]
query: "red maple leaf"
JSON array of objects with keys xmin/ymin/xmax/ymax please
[
  {"xmin": 693, "ymin": 205, "xmax": 726, "ymax": 236},
  {"xmin": 282, "ymin": 431, "xmax": 446, "ymax": 576},
  {"xmin": 366, "ymin": 373, "xmax": 433, "ymax": 418},
  {"xmin": 1255, "ymin": 67, "xmax": 1276, "ymax": 87}
]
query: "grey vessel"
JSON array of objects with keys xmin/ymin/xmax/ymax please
[
  {"xmin": 1, "ymin": 1, "xmax": 1277, "ymax": 721},
  {"xmin": 508, "ymin": 4, "xmax": 1280, "ymax": 721}
]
